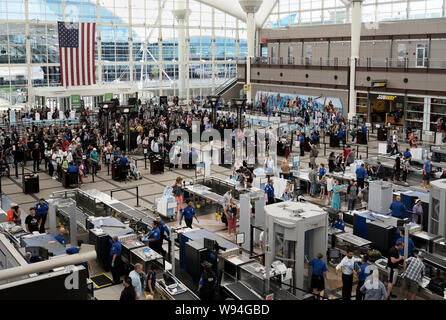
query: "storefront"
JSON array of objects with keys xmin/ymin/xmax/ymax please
[{"xmin": 356, "ymin": 92, "xmax": 405, "ymax": 125}]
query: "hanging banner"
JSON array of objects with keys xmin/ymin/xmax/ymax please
[{"xmin": 71, "ymin": 95, "xmax": 81, "ymax": 111}]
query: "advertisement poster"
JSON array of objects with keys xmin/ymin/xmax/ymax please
[{"xmin": 255, "ymin": 91, "xmax": 343, "ymax": 115}]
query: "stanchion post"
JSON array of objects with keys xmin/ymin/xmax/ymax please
[{"xmin": 136, "ymin": 186, "xmax": 139, "ymax": 207}]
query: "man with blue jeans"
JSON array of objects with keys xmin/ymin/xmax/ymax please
[{"xmin": 309, "ymin": 167, "xmax": 318, "ymax": 197}]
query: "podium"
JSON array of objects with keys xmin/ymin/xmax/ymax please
[{"xmin": 149, "ymin": 155, "xmax": 164, "ymax": 174}]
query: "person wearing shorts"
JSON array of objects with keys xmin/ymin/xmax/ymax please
[
  {"xmin": 225, "ymin": 198, "xmax": 239, "ymax": 238},
  {"xmin": 387, "ymin": 242, "xmax": 404, "ymax": 299},
  {"xmin": 402, "ymin": 252, "xmax": 425, "ymax": 300},
  {"xmin": 307, "ymin": 253, "xmax": 328, "ymax": 300},
  {"xmin": 171, "ymin": 177, "xmax": 184, "ymax": 218}
]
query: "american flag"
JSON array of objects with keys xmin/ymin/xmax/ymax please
[{"xmin": 58, "ymin": 21, "xmax": 96, "ymax": 87}]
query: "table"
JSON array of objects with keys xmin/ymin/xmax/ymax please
[{"xmin": 20, "ymin": 233, "xmax": 67, "ymax": 256}]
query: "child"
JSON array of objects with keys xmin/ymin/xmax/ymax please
[{"xmin": 79, "ymin": 162, "xmax": 85, "ymax": 185}]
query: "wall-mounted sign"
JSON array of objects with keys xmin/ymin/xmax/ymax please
[
  {"xmin": 104, "ymin": 93, "xmax": 113, "ymax": 100},
  {"xmin": 371, "ymin": 80, "xmax": 387, "ymax": 88},
  {"xmin": 370, "ymin": 94, "xmax": 404, "ymax": 102},
  {"xmin": 71, "ymin": 94, "xmax": 81, "ymax": 111}
]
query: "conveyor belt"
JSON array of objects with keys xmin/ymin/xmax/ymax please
[
  {"xmin": 423, "ymin": 252, "xmax": 446, "ymax": 271},
  {"xmin": 57, "ymin": 206, "xmax": 89, "ymax": 230},
  {"xmin": 223, "ymin": 282, "xmax": 262, "ymax": 300},
  {"xmin": 335, "ymin": 232, "xmax": 372, "ymax": 247}
]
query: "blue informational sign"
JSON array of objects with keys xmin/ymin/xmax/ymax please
[{"xmin": 293, "ymin": 155, "xmax": 300, "ymax": 168}]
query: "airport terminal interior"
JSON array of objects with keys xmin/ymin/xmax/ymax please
[{"xmin": 1, "ymin": 0, "xmax": 446, "ymax": 301}]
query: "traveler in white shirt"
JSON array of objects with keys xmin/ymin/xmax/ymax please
[{"xmin": 336, "ymin": 249, "xmax": 362, "ymax": 301}]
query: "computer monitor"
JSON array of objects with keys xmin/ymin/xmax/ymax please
[
  {"xmin": 128, "ymin": 97, "xmax": 137, "ymax": 105},
  {"xmin": 25, "ymin": 246, "xmax": 49, "ymax": 260},
  {"xmin": 204, "ymin": 238, "xmax": 216, "ymax": 251},
  {"xmin": 327, "ymin": 207, "xmax": 339, "ymax": 221}
]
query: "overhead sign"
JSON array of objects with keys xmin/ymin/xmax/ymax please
[
  {"xmin": 261, "ymin": 38, "xmax": 268, "ymax": 43},
  {"xmin": 243, "ymin": 84, "xmax": 250, "ymax": 92},
  {"xmin": 371, "ymin": 80, "xmax": 387, "ymax": 88},
  {"xmin": 104, "ymin": 93, "xmax": 113, "ymax": 100}
]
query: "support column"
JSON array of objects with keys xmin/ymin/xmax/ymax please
[
  {"xmin": 96, "ymin": 0, "xmax": 102, "ymax": 84},
  {"xmin": 246, "ymin": 12, "xmax": 255, "ymax": 103},
  {"xmin": 239, "ymin": 0, "xmax": 262, "ymax": 104},
  {"xmin": 128, "ymin": 0, "xmax": 134, "ymax": 83},
  {"xmin": 173, "ymin": 2, "xmax": 190, "ymax": 100},
  {"xmin": 25, "ymin": 0, "xmax": 32, "ymax": 111},
  {"xmin": 348, "ymin": 0, "xmax": 363, "ymax": 120}
]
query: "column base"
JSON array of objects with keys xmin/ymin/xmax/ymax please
[{"xmin": 348, "ymin": 113, "xmax": 357, "ymax": 121}]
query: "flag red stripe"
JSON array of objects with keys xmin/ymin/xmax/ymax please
[
  {"xmin": 64, "ymin": 47, "xmax": 69, "ymax": 87},
  {"xmin": 59, "ymin": 47, "xmax": 64, "ymax": 87},
  {"xmin": 76, "ymin": 46, "xmax": 80, "ymax": 86},
  {"xmin": 81, "ymin": 23, "xmax": 86, "ymax": 86},
  {"xmin": 87, "ymin": 23, "xmax": 91, "ymax": 85},
  {"xmin": 91, "ymin": 23, "xmax": 96, "ymax": 84},
  {"xmin": 70, "ymin": 47, "xmax": 75, "ymax": 86}
]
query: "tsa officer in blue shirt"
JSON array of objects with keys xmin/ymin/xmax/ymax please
[
  {"xmin": 403, "ymin": 148, "xmax": 412, "ymax": 160},
  {"xmin": 265, "ymin": 179, "xmax": 275, "ymax": 204},
  {"xmin": 54, "ymin": 227, "xmax": 66, "ymax": 247},
  {"xmin": 34, "ymin": 198, "xmax": 49, "ymax": 234},
  {"xmin": 110, "ymin": 235, "xmax": 122, "ymax": 284},
  {"xmin": 147, "ymin": 220, "xmax": 163, "ymax": 254},
  {"xmin": 119, "ymin": 153, "xmax": 128, "ymax": 167},
  {"xmin": 361, "ymin": 124, "xmax": 367, "ymax": 134},
  {"xmin": 306, "ymin": 253, "xmax": 328, "ymax": 299},
  {"xmin": 389, "ymin": 196, "xmax": 410, "ymax": 219},
  {"xmin": 66, "ymin": 240, "xmax": 91, "ymax": 278},
  {"xmin": 396, "ymin": 229, "xmax": 414, "ymax": 257},
  {"xmin": 332, "ymin": 213, "xmax": 346, "ymax": 231},
  {"xmin": 356, "ymin": 163, "xmax": 367, "ymax": 189},
  {"xmin": 354, "ymin": 255, "xmax": 370, "ymax": 300},
  {"xmin": 180, "ymin": 200, "xmax": 199, "ymax": 228},
  {"xmin": 299, "ymin": 134, "xmax": 305, "ymax": 156},
  {"xmin": 156, "ymin": 215, "xmax": 170, "ymax": 256}
]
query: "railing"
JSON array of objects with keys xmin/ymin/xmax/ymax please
[
  {"xmin": 246, "ymin": 56, "xmax": 446, "ymax": 69},
  {"xmin": 214, "ymin": 77, "xmax": 237, "ymax": 95}
]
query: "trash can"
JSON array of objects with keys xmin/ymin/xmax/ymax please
[{"xmin": 23, "ymin": 174, "xmax": 39, "ymax": 194}]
